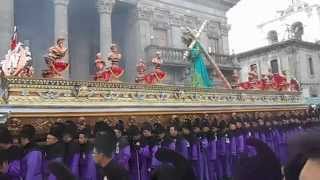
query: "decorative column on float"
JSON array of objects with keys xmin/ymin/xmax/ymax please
[
  {"xmin": 53, "ymin": 0, "xmax": 70, "ymax": 79},
  {"xmin": 97, "ymin": 0, "xmax": 115, "ymax": 58}
]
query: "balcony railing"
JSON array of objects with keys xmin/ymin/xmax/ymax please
[{"xmin": 145, "ymin": 45, "xmax": 238, "ymax": 68}]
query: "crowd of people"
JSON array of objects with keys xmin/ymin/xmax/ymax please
[{"xmin": 0, "ymin": 108, "xmax": 320, "ymax": 180}]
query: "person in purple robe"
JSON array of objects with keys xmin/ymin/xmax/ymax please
[
  {"xmin": 0, "ymin": 149, "xmax": 11, "ymax": 180},
  {"xmin": 19, "ymin": 124, "xmax": 43, "ymax": 180},
  {"xmin": 271, "ymin": 119, "xmax": 281, "ymax": 160},
  {"xmin": 233, "ymin": 138, "xmax": 282, "ymax": 180},
  {"xmin": 207, "ymin": 121, "xmax": 218, "ymax": 180},
  {"xmin": 0, "ymin": 125, "xmax": 22, "ymax": 180},
  {"xmin": 44, "ymin": 123, "xmax": 65, "ymax": 180},
  {"xmin": 176, "ymin": 120, "xmax": 192, "ymax": 160},
  {"xmin": 190, "ymin": 118, "xmax": 210, "ymax": 180},
  {"xmin": 127, "ymin": 124, "xmax": 141, "ymax": 180},
  {"xmin": 140, "ymin": 122, "xmax": 155, "ymax": 180},
  {"xmin": 226, "ymin": 120, "xmax": 237, "ymax": 179},
  {"xmin": 47, "ymin": 161, "xmax": 76, "ymax": 180},
  {"xmin": 151, "ymin": 122, "xmax": 166, "ymax": 169},
  {"xmin": 62, "ymin": 121, "xmax": 80, "ymax": 178},
  {"xmin": 162, "ymin": 124, "xmax": 178, "ymax": 151},
  {"xmin": 216, "ymin": 119, "xmax": 228, "ymax": 180},
  {"xmin": 79, "ymin": 127, "xmax": 98, "ymax": 180},
  {"xmin": 113, "ymin": 120, "xmax": 131, "ymax": 170},
  {"xmin": 94, "ymin": 126, "xmax": 129, "ymax": 180}
]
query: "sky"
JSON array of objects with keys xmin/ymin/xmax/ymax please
[{"xmin": 227, "ymin": 0, "xmax": 320, "ymax": 53}]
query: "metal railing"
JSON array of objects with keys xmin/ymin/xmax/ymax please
[{"xmin": 145, "ymin": 45, "xmax": 237, "ymax": 68}]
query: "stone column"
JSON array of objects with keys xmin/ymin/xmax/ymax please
[
  {"xmin": 53, "ymin": 0, "xmax": 70, "ymax": 78},
  {"xmin": 0, "ymin": 0, "xmax": 14, "ymax": 57},
  {"xmin": 97, "ymin": 0, "xmax": 115, "ymax": 58}
]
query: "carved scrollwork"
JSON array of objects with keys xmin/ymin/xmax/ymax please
[
  {"xmin": 39, "ymin": 90, "xmax": 60, "ymax": 99},
  {"xmin": 136, "ymin": 5, "xmax": 153, "ymax": 20}
]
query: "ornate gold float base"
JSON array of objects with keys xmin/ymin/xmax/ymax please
[{"xmin": 0, "ymin": 77, "xmax": 306, "ymax": 133}]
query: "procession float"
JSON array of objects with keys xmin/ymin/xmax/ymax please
[{"xmin": 0, "ymin": 23, "xmax": 306, "ymax": 134}]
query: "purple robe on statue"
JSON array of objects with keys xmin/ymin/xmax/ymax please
[
  {"xmin": 79, "ymin": 143, "xmax": 98, "ymax": 180},
  {"xmin": 21, "ymin": 143, "xmax": 43, "ymax": 180}
]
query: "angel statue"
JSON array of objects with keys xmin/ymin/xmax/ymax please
[
  {"xmin": 105, "ymin": 44, "xmax": 125, "ymax": 82},
  {"xmin": 0, "ymin": 42, "xmax": 34, "ymax": 78},
  {"xmin": 42, "ymin": 38, "xmax": 69, "ymax": 79},
  {"xmin": 144, "ymin": 52, "xmax": 167, "ymax": 85}
]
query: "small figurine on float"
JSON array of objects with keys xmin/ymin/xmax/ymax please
[
  {"xmin": 272, "ymin": 70, "xmax": 289, "ymax": 91},
  {"xmin": 0, "ymin": 26, "xmax": 34, "ymax": 78},
  {"xmin": 232, "ymin": 69, "xmax": 240, "ymax": 89},
  {"xmin": 135, "ymin": 59, "xmax": 146, "ymax": 84},
  {"xmin": 106, "ymin": 44, "xmax": 124, "ymax": 82},
  {"xmin": 248, "ymin": 64, "xmax": 258, "ymax": 84},
  {"xmin": 42, "ymin": 38, "xmax": 69, "ymax": 79},
  {"xmin": 144, "ymin": 51, "xmax": 167, "ymax": 85},
  {"xmin": 94, "ymin": 53, "xmax": 110, "ymax": 81},
  {"xmin": 239, "ymin": 64, "xmax": 259, "ymax": 90},
  {"xmin": 289, "ymin": 78, "xmax": 300, "ymax": 92}
]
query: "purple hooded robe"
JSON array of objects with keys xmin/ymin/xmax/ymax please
[
  {"xmin": 79, "ymin": 142, "xmax": 98, "ymax": 180},
  {"xmin": 114, "ymin": 137, "xmax": 131, "ymax": 170},
  {"xmin": 64, "ymin": 142, "xmax": 80, "ymax": 178},
  {"xmin": 43, "ymin": 142, "xmax": 65, "ymax": 180},
  {"xmin": 6, "ymin": 145, "xmax": 22, "ymax": 180},
  {"xmin": 21, "ymin": 143, "xmax": 43, "ymax": 180}
]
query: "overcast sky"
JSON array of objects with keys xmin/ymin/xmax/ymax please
[{"xmin": 227, "ymin": 0, "xmax": 320, "ymax": 53}]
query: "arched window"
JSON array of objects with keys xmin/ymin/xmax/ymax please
[
  {"xmin": 267, "ymin": 30, "xmax": 278, "ymax": 44},
  {"xmin": 270, "ymin": 59, "xmax": 279, "ymax": 74}
]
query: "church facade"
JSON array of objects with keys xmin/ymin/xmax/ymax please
[
  {"xmin": 0, "ymin": 0, "xmax": 240, "ymax": 86},
  {"xmin": 236, "ymin": 1, "xmax": 320, "ymax": 101}
]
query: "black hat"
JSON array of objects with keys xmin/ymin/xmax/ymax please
[
  {"xmin": 153, "ymin": 123, "xmax": 165, "ymax": 135},
  {"xmin": 233, "ymin": 138, "xmax": 282, "ymax": 180},
  {"xmin": 48, "ymin": 161, "xmax": 76, "ymax": 180},
  {"xmin": 63, "ymin": 121, "xmax": 77, "ymax": 138},
  {"xmin": 200, "ymin": 118, "xmax": 210, "ymax": 128},
  {"xmin": 181, "ymin": 119, "xmax": 192, "ymax": 130},
  {"xmin": 141, "ymin": 122, "xmax": 152, "ymax": 132},
  {"xmin": 20, "ymin": 124, "xmax": 36, "ymax": 140},
  {"xmin": 0, "ymin": 125, "xmax": 12, "ymax": 144},
  {"xmin": 127, "ymin": 125, "xmax": 140, "ymax": 137},
  {"xmin": 114, "ymin": 120, "xmax": 125, "ymax": 133},
  {"xmin": 192, "ymin": 118, "xmax": 201, "ymax": 128},
  {"xmin": 49, "ymin": 123, "xmax": 65, "ymax": 141},
  {"xmin": 94, "ymin": 121, "xmax": 110, "ymax": 135},
  {"xmin": 151, "ymin": 148, "xmax": 196, "ymax": 180},
  {"xmin": 78, "ymin": 127, "xmax": 91, "ymax": 138},
  {"xmin": 95, "ymin": 126, "xmax": 117, "ymax": 157}
]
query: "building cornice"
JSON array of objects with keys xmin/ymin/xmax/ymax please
[{"xmin": 236, "ymin": 40, "xmax": 320, "ymax": 60}]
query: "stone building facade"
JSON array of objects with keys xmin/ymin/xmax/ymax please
[
  {"xmin": 237, "ymin": 40, "xmax": 320, "ymax": 99},
  {"xmin": 258, "ymin": 0, "xmax": 320, "ymax": 45},
  {"xmin": 0, "ymin": 0, "xmax": 239, "ymax": 86}
]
